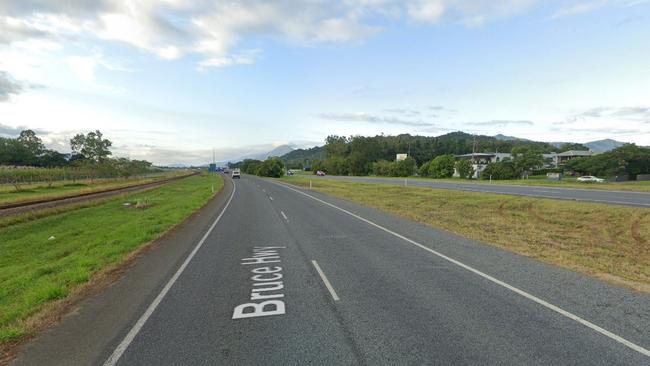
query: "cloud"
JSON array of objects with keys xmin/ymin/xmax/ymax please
[
  {"xmin": 559, "ymin": 127, "xmax": 644, "ymax": 135},
  {"xmin": 551, "ymin": 0, "xmax": 648, "ymax": 19},
  {"xmin": 560, "ymin": 106, "xmax": 650, "ymax": 124},
  {"xmin": 318, "ymin": 112, "xmax": 435, "ymax": 127},
  {"xmin": 467, "ymin": 120, "xmax": 534, "ymax": 127},
  {"xmin": 383, "ymin": 108, "xmax": 421, "ymax": 116},
  {"xmin": 0, "ymin": 122, "xmax": 48, "ymax": 136},
  {"xmin": 0, "ymin": 70, "xmax": 25, "ymax": 101},
  {"xmin": 4, "ymin": 0, "xmax": 636, "ymax": 70}
]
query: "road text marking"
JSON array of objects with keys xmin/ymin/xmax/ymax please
[
  {"xmin": 275, "ymin": 182, "xmax": 650, "ymax": 358},
  {"xmin": 103, "ymin": 182, "xmax": 237, "ymax": 366},
  {"xmin": 312, "ymin": 260, "xmax": 340, "ymax": 301},
  {"xmin": 233, "ymin": 247, "xmax": 287, "ymax": 319}
]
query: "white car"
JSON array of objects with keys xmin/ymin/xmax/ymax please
[
  {"xmin": 576, "ymin": 175, "xmax": 604, "ymax": 183},
  {"xmin": 232, "ymin": 169, "xmax": 241, "ymax": 179}
]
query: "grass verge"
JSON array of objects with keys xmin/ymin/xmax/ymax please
[
  {"xmin": 0, "ymin": 173, "xmax": 223, "ymax": 345},
  {"xmin": 0, "ymin": 171, "xmax": 190, "ymax": 206},
  {"xmin": 280, "ymin": 176, "xmax": 650, "ymax": 293},
  {"xmin": 411, "ymin": 176, "xmax": 650, "ymax": 192}
]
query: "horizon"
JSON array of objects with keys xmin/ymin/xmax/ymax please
[{"xmin": 1, "ymin": 0, "xmax": 649, "ymax": 165}]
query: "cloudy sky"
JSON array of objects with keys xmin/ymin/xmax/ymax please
[{"xmin": 0, "ymin": 0, "xmax": 649, "ymax": 165}]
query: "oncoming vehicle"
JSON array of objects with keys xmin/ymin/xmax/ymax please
[
  {"xmin": 576, "ymin": 175, "xmax": 604, "ymax": 183},
  {"xmin": 316, "ymin": 170, "xmax": 326, "ymax": 176},
  {"xmin": 232, "ymin": 169, "xmax": 241, "ymax": 179}
]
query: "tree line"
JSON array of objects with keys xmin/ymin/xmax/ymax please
[
  {"xmin": 231, "ymin": 157, "xmax": 285, "ymax": 178},
  {"xmin": 282, "ymin": 132, "xmax": 649, "ymax": 180},
  {"xmin": 0, "ymin": 129, "xmax": 159, "ymax": 188}
]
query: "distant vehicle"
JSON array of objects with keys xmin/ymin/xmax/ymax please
[
  {"xmin": 232, "ymin": 169, "xmax": 241, "ymax": 179},
  {"xmin": 316, "ymin": 170, "xmax": 326, "ymax": 176},
  {"xmin": 286, "ymin": 170, "xmax": 294, "ymax": 176},
  {"xmin": 577, "ymin": 175, "xmax": 604, "ymax": 183}
]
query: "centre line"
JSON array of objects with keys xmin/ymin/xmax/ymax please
[
  {"xmin": 312, "ymin": 260, "xmax": 340, "ymax": 301},
  {"xmin": 274, "ymin": 181, "xmax": 650, "ymax": 358}
]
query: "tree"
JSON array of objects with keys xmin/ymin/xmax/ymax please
[
  {"xmin": 559, "ymin": 143, "xmax": 589, "ymax": 152},
  {"xmin": 392, "ymin": 156, "xmax": 417, "ymax": 177},
  {"xmin": 70, "ymin": 130, "xmax": 112, "ymax": 162},
  {"xmin": 429, "ymin": 154, "xmax": 455, "ymax": 178},
  {"xmin": 418, "ymin": 160, "xmax": 432, "ymax": 177},
  {"xmin": 17, "ymin": 129, "xmax": 45, "ymax": 164},
  {"xmin": 511, "ymin": 146, "xmax": 544, "ymax": 175},
  {"xmin": 455, "ymin": 159, "xmax": 474, "ymax": 179},
  {"xmin": 482, "ymin": 161, "xmax": 518, "ymax": 180},
  {"xmin": 256, "ymin": 157, "xmax": 285, "ymax": 178}
]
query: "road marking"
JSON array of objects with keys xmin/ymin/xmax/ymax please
[
  {"xmin": 311, "ymin": 260, "xmax": 340, "ymax": 301},
  {"xmin": 280, "ymin": 211, "xmax": 289, "ymax": 221},
  {"xmin": 262, "ymin": 189, "xmax": 266, "ymax": 192},
  {"xmin": 269, "ymin": 196, "xmax": 274, "ymax": 201},
  {"xmin": 275, "ymin": 182, "xmax": 650, "ymax": 358},
  {"xmin": 103, "ymin": 182, "xmax": 237, "ymax": 366}
]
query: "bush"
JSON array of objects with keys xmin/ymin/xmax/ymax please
[
  {"xmin": 372, "ymin": 160, "xmax": 393, "ymax": 176},
  {"xmin": 429, "ymin": 155, "xmax": 455, "ymax": 178},
  {"xmin": 481, "ymin": 161, "xmax": 518, "ymax": 180},
  {"xmin": 256, "ymin": 157, "xmax": 285, "ymax": 178},
  {"xmin": 392, "ymin": 156, "xmax": 417, "ymax": 177},
  {"xmin": 455, "ymin": 159, "xmax": 474, "ymax": 179}
]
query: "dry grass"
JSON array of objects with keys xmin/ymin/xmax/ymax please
[{"xmin": 281, "ymin": 176, "xmax": 650, "ymax": 293}]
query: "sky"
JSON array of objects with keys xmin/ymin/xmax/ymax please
[{"xmin": 0, "ymin": 0, "xmax": 649, "ymax": 165}]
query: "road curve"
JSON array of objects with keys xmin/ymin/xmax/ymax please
[
  {"xmin": 11, "ymin": 175, "xmax": 650, "ymax": 365},
  {"xmin": 316, "ymin": 175, "xmax": 650, "ymax": 207}
]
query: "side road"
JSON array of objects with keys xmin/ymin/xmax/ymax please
[
  {"xmin": 7, "ymin": 176, "xmax": 234, "ymax": 366},
  {"xmin": 316, "ymin": 175, "xmax": 650, "ymax": 207}
]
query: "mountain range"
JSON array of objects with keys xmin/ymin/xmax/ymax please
[{"xmin": 196, "ymin": 133, "xmax": 630, "ymax": 167}]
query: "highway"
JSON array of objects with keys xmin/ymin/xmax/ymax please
[
  {"xmin": 316, "ymin": 175, "xmax": 650, "ymax": 207},
  {"xmin": 12, "ymin": 175, "xmax": 650, "ymax": 365}
]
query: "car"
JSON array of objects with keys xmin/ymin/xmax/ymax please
[
  {"xmin": 316, "ymin": 170, "xmax": 326, "ymax": 176},
  {"xmin": 576, "ymin": 175, "xmax": 604, "ymax": 183},
  {"xmin": 286, "ymin": 170, "xmax": 294, "ymax": 176},
  {"xmin": 232, "ymin": 169, "xmax": 241, "ymax": 179}
]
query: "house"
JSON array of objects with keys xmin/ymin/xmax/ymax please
[
  {"xmin": 454, "ymin": 153, "xmax": 512, "ymax": 179},
  {"xmin": 554, "ymin": 150, "xmax": 595, "ymax": 166}
]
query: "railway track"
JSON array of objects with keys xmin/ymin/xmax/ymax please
[{"xmin": 0, "ymin": 172, "xmax": 200, "ymax": 217}]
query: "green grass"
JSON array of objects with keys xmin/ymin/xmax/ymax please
[
  {"xmin": 0, "ymin": 173, "xmax": 222, "ymax": 343},
  {"xmin": 407, "ymin": 176, "xmax": 650, "ymax": 192},
  {"xmin": 0, "ymin": 171, "xmax": 189, "ymax": 205},
  {"xmin": 280, "ymin": 176, "xmax": 650, "ymax": 293}
]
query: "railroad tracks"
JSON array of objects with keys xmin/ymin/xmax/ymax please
[{"xmin": 0, "ymin": 172, "xmax": 200, "ymax": 217}]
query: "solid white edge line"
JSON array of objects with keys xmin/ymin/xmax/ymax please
[
  {"xmin": 273, "ymin": 181, "xmax": 650, "ymax": 358},
  {"xmin": 311, "ymin": 260, "xmax": 340, "ymax": 301},
  {"xmin": 103, "ymin": 183, "xmax": 237, "ymax": 366}
]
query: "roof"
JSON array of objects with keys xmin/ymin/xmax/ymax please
[{"xmin": 556, "ymin": 150, "xmax": 593, "ymax": 157}]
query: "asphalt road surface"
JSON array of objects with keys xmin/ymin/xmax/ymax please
[
  {"xmin": 316, "ymin": 175, "xmax": 650, "ymax": 207},
  {"xmin": 12, "ymin": 175, "xmax": 650, "ymax": 365}
]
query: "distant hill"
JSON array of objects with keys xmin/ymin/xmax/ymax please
[
  {"xmin": 498, "ymin": 134, "xmax": 626, "ymax": 152},
  {"xmin": 493, "ymin": 134, "xmax": 530, "ymax": 142},
  {"xmin": 281, "ymin": 145, "xmax": 324, "ymax": 167},
  {"xmin": 584, "ymin": 139, "xmax": 625, "ymax": 152}
]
